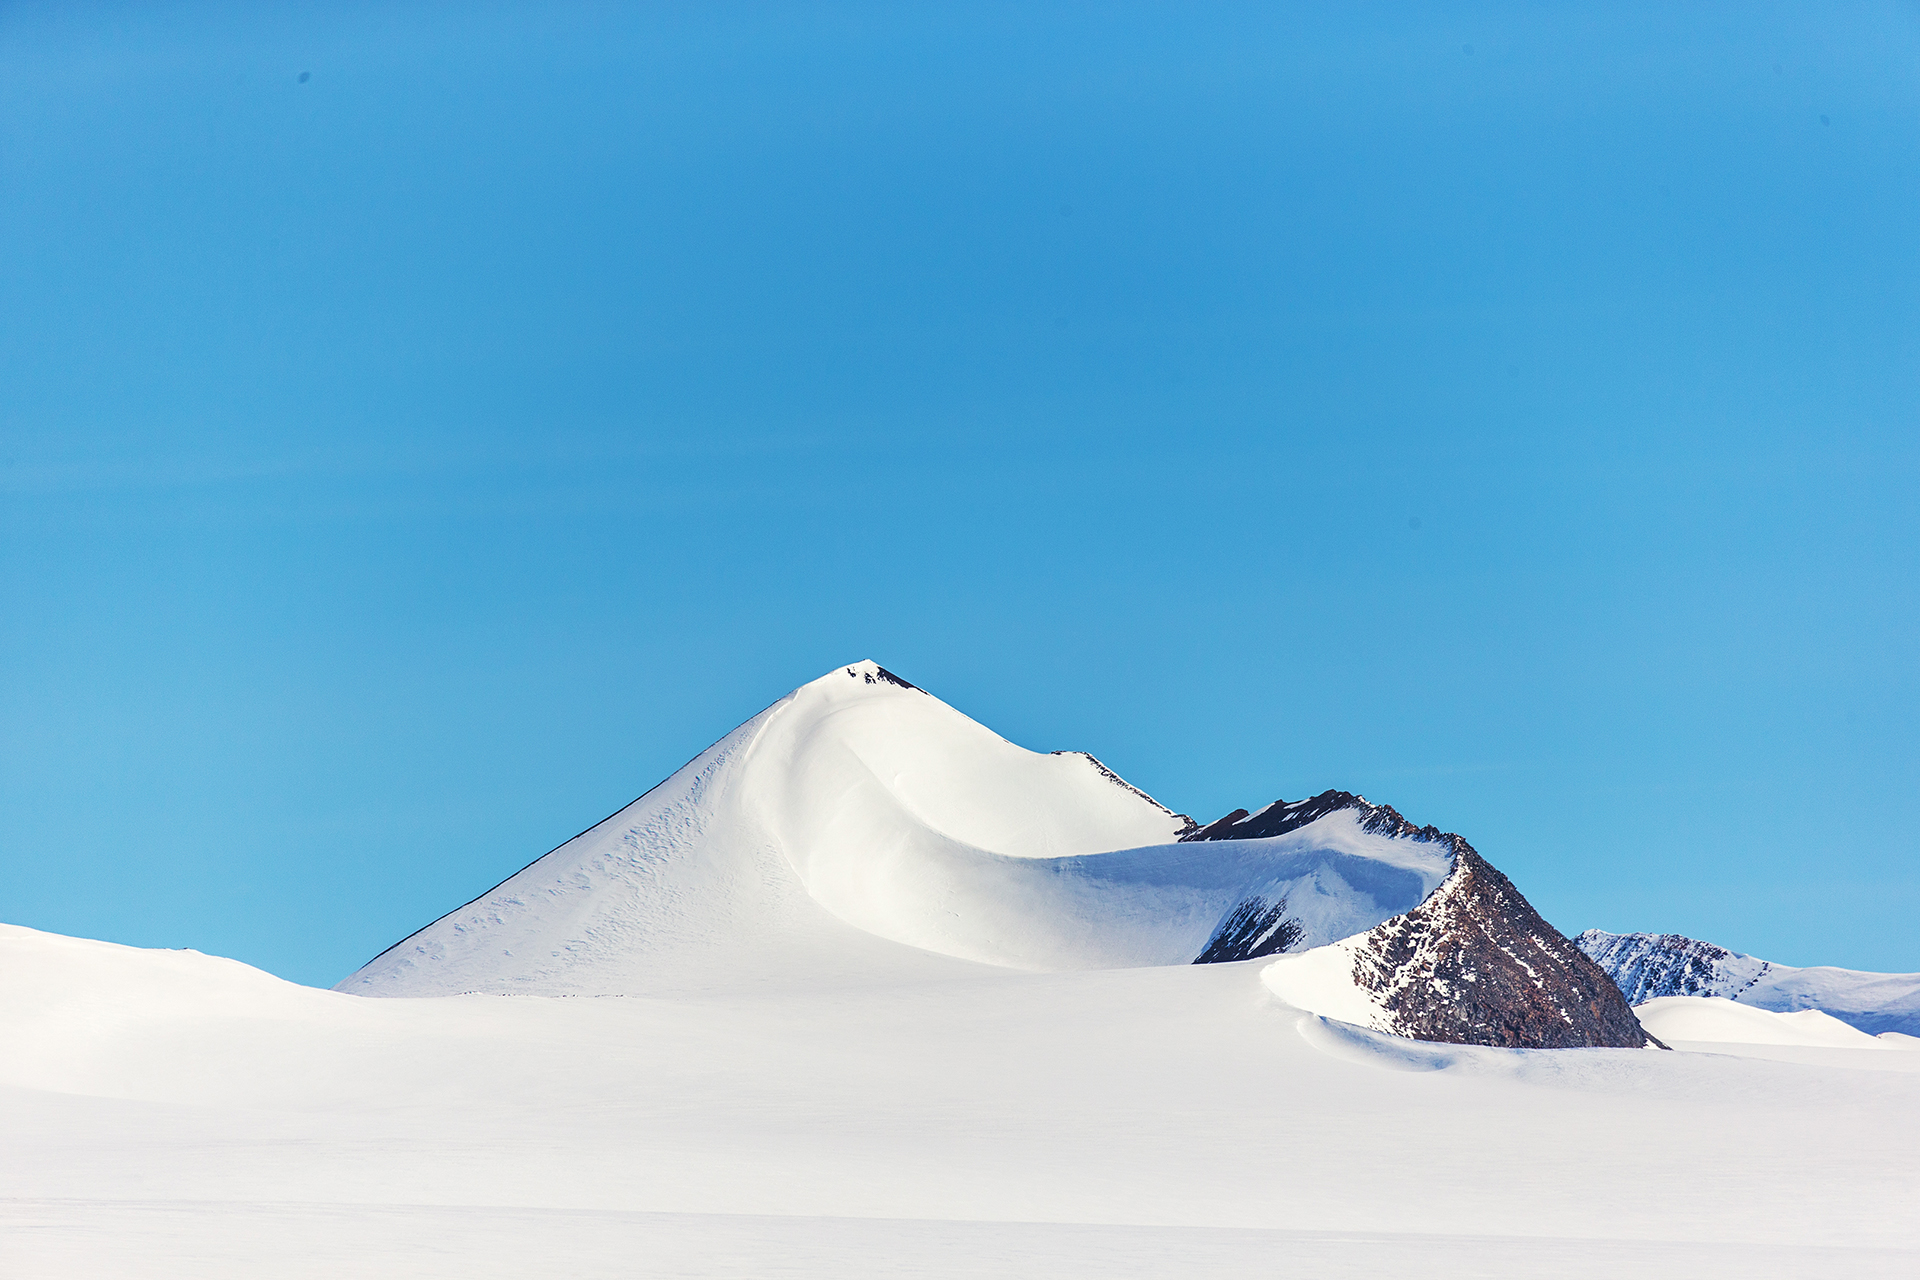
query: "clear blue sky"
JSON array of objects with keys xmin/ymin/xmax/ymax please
[{"xmin": 3, "ymin": 2, "xmax": 1915, "ymax": 986}]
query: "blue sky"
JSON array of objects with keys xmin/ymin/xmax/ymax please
[{"xmin": 3, "ymin": 1, "xmax": 1916, "ymax": 985}]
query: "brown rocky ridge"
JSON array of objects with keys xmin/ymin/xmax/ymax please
[{"xmin": 1189, "ymin": 792, "xmax": 1660, "ymax": 1049}]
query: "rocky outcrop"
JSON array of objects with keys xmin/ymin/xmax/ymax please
[
  {"xmin": 1194, "ymin": 896, "xmax": 1305, "ymax": 964},
  {"xmin": 1181, "ymin": 789, "xmax": 1445, "ymax": 845},
  {"xmin": 1196, "ymin": 791, "xmax": 1659, "ymax": 1048},
  {"xmin": 1182, "ymin": 789, "xmax": 1443, "ymax": 966},
  {"xmin": 1574, "ymin": 930, "xmax": 1764, "ymax": 1005},
  {"xmin": 1349, "ymin": 843, "xmax": 1661, "ymax": 1048}
]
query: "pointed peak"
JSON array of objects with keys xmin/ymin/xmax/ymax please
[
  {"xmin": 838, "ymin": 659, "xmax": 922, "ymax": 692},
  {"xmin": 1181, "ymin": 788, "xmax": 1451, "ymax": 846}
]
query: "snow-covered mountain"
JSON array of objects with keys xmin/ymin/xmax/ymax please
[
  {"xmin": 11, "ymin": 661, "xmax": 1918, "ymax": 1276},
  {"xmin": 342, "ymin": 662, "xmax": 1444, "ymax": 993},
  {"xmin": 343, "ymin": 661, "xmax": 1648, "ymax": 1048},
  {"xmin": 1576, "ymin": 930, "xmax": 1920, "ymax": 1037}
]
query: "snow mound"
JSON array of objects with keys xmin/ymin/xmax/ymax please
[
  {"xmin": 0, "ymin": 922, "xmax": 346, "ymax": 1097},
  {"xmin": 1577, "ymin": 930, "xmax": 1920, "ymax": 1037},
  {"xmin": 341, "ymin": 662, "xmax": 1454, "ymax": 996},
  {"xmin": 1634, "ymin": 996, "xmax": 1892, "ymax": 1049}
]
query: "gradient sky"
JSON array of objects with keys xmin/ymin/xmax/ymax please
[{"xmin": 3, "ymin": 1, "xmax": 1916, "ymax": 986}]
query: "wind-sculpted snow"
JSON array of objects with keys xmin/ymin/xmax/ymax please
[
  {"xmin": 1633, "ymin": 995, "xmax": 1909, "ymax": 1050},
  {"xmin": 341, "ymin": 662, "xmax": 1452, "ymax": 996},
  {"xmin": 1577, "ymin": 930, "xmax": 1920, "ymax": 1037}
]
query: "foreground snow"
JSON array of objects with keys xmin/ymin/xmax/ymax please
[{"xmin": 4, "ymin": 923, "xmax": 1918, "ymax": 1278}]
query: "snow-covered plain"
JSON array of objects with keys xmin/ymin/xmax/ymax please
[
  {"xmin": 5, "ymin": 924, "xmax": 1918, "ymax": 1277},
  {"xmin": 6, "ymin": 663, "xmax": 1917, "ymax": 1276}
]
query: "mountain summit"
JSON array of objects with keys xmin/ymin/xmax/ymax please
[{"xmin": 342, "ymin": 662, "xmax": 1651, "ymax": 1048}]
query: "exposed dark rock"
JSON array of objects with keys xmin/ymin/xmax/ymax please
[
  {"xmin": 1578, "ymin": 930, "xmax": 1920, "ymax": 1037},
  {"xmin": 1181, "ymin": 789, "xmax": 1446, "ymax": 845},
  {"xmin": 1193, "ymin": 896, "xmax": 1305, "ymax": 964},
  {"xmin": 1187, "ymin": 789, "xmax": 1659, "ymax": 1048},
  {"xmin": 1350, "ymin": 841, "xmax": 1662, "ymax": 1049},
  {"xmin": 1574, "ymin": 929, "xmax": 1769, "ymax": 1005},
  {"xmin": 850, "ymin": 664, "xmax": 923, "ymax": 692}
]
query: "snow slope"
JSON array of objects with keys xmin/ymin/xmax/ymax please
[
  {"xmin": 1634, "ymin": 996, "xmax": 1897, "ymax": 1050},
  {"xmin": 5, "ymin": 921, "xmax": 1920, "ymax": 1278},
  {"xmin": 342, "ymin": 662, "xmax": 1451, "ymax": 995},
  {"xmin": 1578, "ymin": 930, "xmax": 1920, "ymax": 1037}
]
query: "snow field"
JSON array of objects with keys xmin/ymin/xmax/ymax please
[{"xmin": 4, "ymin": 923, "xmax": 1919, "ymax": 1277}]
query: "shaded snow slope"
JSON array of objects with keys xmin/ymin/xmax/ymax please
[
  {"xmin": 1263, "ymin": 846, "xmax": 1654, "ymax": 1048},
  {"xmin": 1578, "ymin": 930, "xmax": 1920, "ymax": 1037},
  {"xmin": 341, "ymin": 662, "xmax": 1452, "ymax": 995}
]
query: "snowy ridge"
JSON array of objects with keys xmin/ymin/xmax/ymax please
[
  {"xmin": 341, "ymin": 662, "xmax": 1454, "ymax": 996},
  {"xmin": 1576, "ymin": 930, "xmax": 1771, "ymax": 1003},
  {"xmin": 1577, "ymin": 930, "xmax": 1920, "ymax": 1037},
  {"xmin": 1053, "ymin": 748, "xmax": 1199, "ymax": 832}
]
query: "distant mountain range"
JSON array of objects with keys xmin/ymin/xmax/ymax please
[
  {"xmin": 342, "ymin": 660, "xmax": 1651, "ymax": 1049},
  {"xmin": 1576, "ymin": 930, "xmax": 1920, "ymax": 1037}
]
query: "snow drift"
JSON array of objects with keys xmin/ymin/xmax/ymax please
[{"xmin": 1631, "ymin": 995, "xmax": 1904, "ymax": 1050}]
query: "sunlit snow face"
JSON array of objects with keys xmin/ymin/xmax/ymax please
[{"xmin": 345, "ymin": 663, "xmax": 1454, "ymax": 994}]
